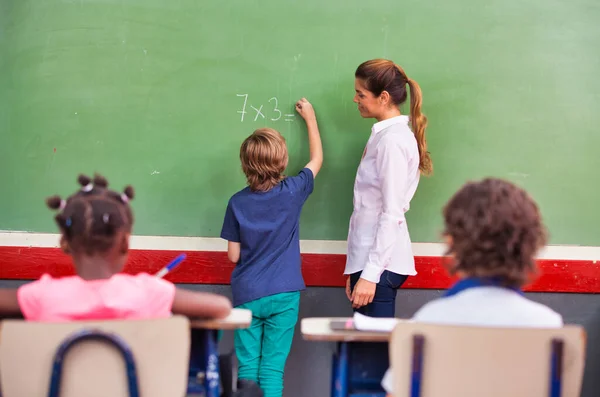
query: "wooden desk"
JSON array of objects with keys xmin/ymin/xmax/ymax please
[
  {"xmin": 301, "ymin": 317, "xmax": 394, "ymax": 342},
  {"xmin": 302, "ymin": 317, "xmax": 403, "ymax": 397},
  {"xmin": 0, "ymin": 308, "xmax": 252, "ymax": 340},
  {"xmin": 190, "ymin": 308, "xmax": 252, "ymax": 330}
]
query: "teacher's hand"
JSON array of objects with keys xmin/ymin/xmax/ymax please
[
  {"xmin": 345, "ymin": 277, "xmax": 352, "ymax": 301},
  {"xmin": 351, "ymin": 278, "xmax": 376, "ymax": 309}
]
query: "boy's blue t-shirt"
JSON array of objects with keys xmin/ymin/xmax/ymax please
[{"xmin": 220, "ymin": 168, "xmax": 314, "ymax": 307}]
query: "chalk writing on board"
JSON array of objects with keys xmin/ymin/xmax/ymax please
[
  {"xmin": 269, "ymin": 97, "xmax": 282, "ymax": 121},
  {"xmin": 251, "ymin": 105, "xmax": 264, "ymax": 121},
  {"xmin": 236, "ymin": 94, "xmax": 249, "ymax": 121},
  {"xmin": 236, "ymin": 94, "xmax": 295, "ymax": 122}
]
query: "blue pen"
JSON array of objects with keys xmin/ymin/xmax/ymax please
[{"xmin": 155, "ymin": 253, "xmax": 187, "ymax": 278}]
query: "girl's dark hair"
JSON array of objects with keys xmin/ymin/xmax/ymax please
[
  {"xmin": 442, "ymin": 178, "xmax": 547, "ymax": 288},
  {"xmin": 46, "ymin": 174, "xmax": 135, "ymax": 255},
  {"xmin": 356, "ymin": 59, "xmax": 432, "ymax": 175}
]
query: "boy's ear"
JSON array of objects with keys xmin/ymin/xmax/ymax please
[
  {"xmin": 444, "ymin": 234, "xmax": 453, "ymax": 248},
  {"xmin": 120, "ymin": 233, "xmax": 130, "ymax": 254},
  {"xmin": 441, "ymin": 234, "xmax": 459, "ymax": 275},
  {"xmin": 59, "ymin": 236, "xmax": 71, "ymax": 254}
]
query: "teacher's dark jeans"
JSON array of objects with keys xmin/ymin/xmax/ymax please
[
  {"xmin": 350, "ymin": 270, "xmax": 408, "ymax": 318},
  {"xmin": 347, "ymin": 270, "xmax": 408, "ymax": 389}
]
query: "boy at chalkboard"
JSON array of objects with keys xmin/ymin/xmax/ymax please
[{"xmin": 220, "ymin": 98, "xmax": 323, "ymax": 397}]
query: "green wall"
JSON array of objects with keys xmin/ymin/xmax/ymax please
[{"xmin": 1, "ymin": 0, "xmax": 599, "ymax": 244}]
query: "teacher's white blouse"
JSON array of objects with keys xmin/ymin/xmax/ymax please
[{"xmin": 344, "ymin": 115, "xmax": 420, "ymax": 283}]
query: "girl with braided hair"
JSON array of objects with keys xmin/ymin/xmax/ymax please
[{"xmin": 0, "ymin": 173, "xmax": 232, "ymax": 322}]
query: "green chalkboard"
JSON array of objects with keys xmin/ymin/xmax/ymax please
[{"xmin": 1, "ymin": 0, "xmax": 599, "ymax": 245}]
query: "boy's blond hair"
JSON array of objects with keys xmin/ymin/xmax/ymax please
[{"xmin": 240, "ymin": 128, "xmax": 288, "ymax": 192}]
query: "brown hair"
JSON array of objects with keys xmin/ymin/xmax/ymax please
[
  {"xmin": 240, "ymin": 128, "xmax": 288, "ymax": 192},
  {"xmin": 46, "ymin": 174, "xmax": 135, "ymax": 256},
  {"xmin": 442, "ymin": 178, "xmax": 547, "ymax": 288},
  {"xmin": 355, "ymin": 59, "xmax": 432, "ymax": 175}
]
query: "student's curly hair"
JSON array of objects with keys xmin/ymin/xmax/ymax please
[
  {"xmin": 443, "ymin": 178, "xmax": 547, "ymax": 288},
  {"xmin": 46, "ymin": 174, "xmax": 135, "ymax": 256}
]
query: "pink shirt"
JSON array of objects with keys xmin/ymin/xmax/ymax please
[{"xmin": 17, "ymin": 273, "xmax": 176, "ymax": 322}]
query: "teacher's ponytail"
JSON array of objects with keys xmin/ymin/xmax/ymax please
[{"xmin": 400, "ymin": 67, "xmax": 432, "ymax": 176}]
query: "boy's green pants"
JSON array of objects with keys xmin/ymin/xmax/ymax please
[{"xmin": 234, "ymin": 291, "xmax": 300, "ymax": 397}]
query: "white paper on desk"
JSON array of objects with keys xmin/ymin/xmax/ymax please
[{"xmin": 353, "ymin": 312, "xmax": 401, "ymax": 332}]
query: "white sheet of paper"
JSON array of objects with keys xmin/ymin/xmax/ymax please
[{"xmin": 353, "ymin": 312, "xmax": 403, "ymax": 332}]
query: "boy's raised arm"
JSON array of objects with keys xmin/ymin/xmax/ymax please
[{"xmin": 295, "ymin": 98, "xmax": 323, "ymax": 178}]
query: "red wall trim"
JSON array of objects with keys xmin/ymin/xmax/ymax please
[{"xmin": 0, "ymin": 247, "xmax": 598, "ymax": 293}]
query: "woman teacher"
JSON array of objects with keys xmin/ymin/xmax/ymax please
[{"xmin": 345, "ymin": 59, "xmax": 433, "ymax": 317}]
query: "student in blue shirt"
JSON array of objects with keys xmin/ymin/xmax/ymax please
[{"xmin": 220, "ymin": 98, "xmax": 323, "ymax": 397}]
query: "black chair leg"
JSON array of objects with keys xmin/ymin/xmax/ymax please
[{"xmin": 219, "ymin": 351, "xmax": 237, "ymax": 397}]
